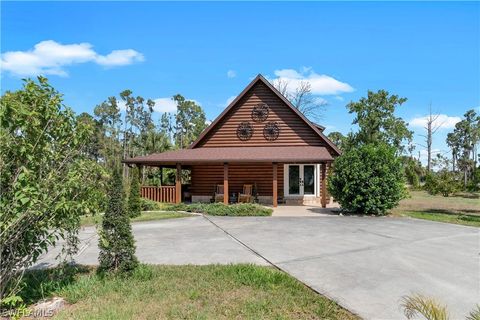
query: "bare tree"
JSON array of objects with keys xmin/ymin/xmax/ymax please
[
  {"xmin": 272, "ymin": 78, "xmax": 289, "ymax": 97},
  {"xmin": 418, "ymin": 104, "xmax": 443, "ymax": 172},
  {"xmin": 272, "ymin": 79, "xmax": 327, "ymax": 122}
]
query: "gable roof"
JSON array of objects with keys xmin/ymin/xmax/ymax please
[{"xmin": 189, "ymin": 74, "xmax": 341, "ymax": 155}]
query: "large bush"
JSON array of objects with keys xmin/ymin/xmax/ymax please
[
  {"xmin": 328, "ymin": 144, "xmax": 406, "ymax": 215},
  {"xmin": 0, "ymin": 77, "xmax": 105, "ymax": 301}
]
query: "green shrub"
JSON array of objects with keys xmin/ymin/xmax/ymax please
[
  {"xmin": 424, "ymin": 171, "xmax": 459, "ymax": 197},
  {"xmin": 140, "ymin": 198, "xmax": 161, "ymax": 211},
  {"xmin": 424, "ymin": 173, "xmax": 438, "ymax": 195},
  {"xmin": 327, "ymin": 143, "xmax": 406, "ymax": 215},
  {"xmin": 467, "ymin": 167, "xmax": 480, "ymax": 192},
  {"xmin": 98, "ymin": 169, "xmax": 138, "ymax": 273},
  {"xmin": 127, "ymin": 167, "xmax": 141, "ymax": 218},
  {"xmin": 162, "ymin": 203, "xmax": 272, "ymax": 216},
  {"xmin": 405, "ymin": 162, "xmax": 420, "ymax": 189}
]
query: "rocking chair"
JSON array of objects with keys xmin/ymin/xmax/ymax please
[
  {"xmin": 214, "ymin": 184, "xmax": 224, "ymax": 203},
  {"xmin": 238, "ymin": 184, "xmax": 253, "ymax": 203}
]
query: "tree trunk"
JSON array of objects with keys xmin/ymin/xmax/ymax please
[
  {"xmin": 427, "ymin": 121, "xmax": 432, "ymax": 172},
  {"xmin": 452, "ymin": 153, "xmax": 456, "ymax": 172}
]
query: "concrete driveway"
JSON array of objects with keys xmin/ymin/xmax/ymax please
[
  {"xmin": 35, "ymin": 216, "xmax": 267, "ymax": 268},
  {"xmin": 36, "ymin": 215, "xmax": 478, "ymax": 320},
  {"xmin": 209, "ymin": 216, "xmax": 479, "ymax": 320}
]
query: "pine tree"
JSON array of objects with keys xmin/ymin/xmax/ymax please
[
  {"xmin": 98, "ymin": 169, "xmax": 138, "ymax": 273},
  {"xmin": 128, "ymin": 167, "xmax": 142, "ymax": 218}
]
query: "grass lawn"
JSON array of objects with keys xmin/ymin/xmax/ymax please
[
  {"xmin": 402, "ymin": 211, "xmax": 480, "ymax": 227},
  {"xmin": 80, "ymin": 211, "xmax": 192, "ymax": 226},
  {"xmin": 393, "ymin": 190, "xmax": 480, "ymax": 227},
  {"xmin": 20, "ymin": 264, "xmax": 357, "ymax": 320}
]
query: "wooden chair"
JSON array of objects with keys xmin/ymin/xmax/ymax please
[
  {"xmin": 214, "ymin": 184, "xmax": 224, "ymax": 203},
  {"xmin": 238, "ymin": 184, "xmax": 253, "ymax": 203}
]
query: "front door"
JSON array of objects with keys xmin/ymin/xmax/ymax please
[{"xmin": 285, "ymin": 164, "xmax": 317, "ymax": 197}]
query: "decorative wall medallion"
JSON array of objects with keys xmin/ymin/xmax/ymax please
[
  {"xmin": 251, "ymin": 103, "xmax": 269, "ymax": 122},
  {"xmin": 236, "ymin": 122, "xmax": 254, "ymax": 141},
  {"xmin": 263, "ymin": 122, "xmax": 280, "ymax": 141}
]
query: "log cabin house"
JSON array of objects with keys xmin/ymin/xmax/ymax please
[{"xmin": 124, "ymin": 74, "xmax": 341, "ymax": 207}]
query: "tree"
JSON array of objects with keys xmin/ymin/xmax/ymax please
[
  {"xmin": 346, "ymin": 90, "xmax": 413, "ymax": 153},
  {"xmin": 446, "ymin": 109, "xmax": 480, "ymax": 189},
  {"xmin": 418, "ymin": 104, "xmax": 443, "ymax": 172},
  {"xmin": 446, "ymin": 132, "xmax": 460, "ymax": 172},
  {"xmin": 0, "ymin": 77, "xmax": 103, "ymax": 300},
  {"xmin": 327, "ymin": 131, "xmax": 346, "ymax": 150},
  {"xmin": 77, "ymin": 112, "xmax": 102, "ymax": 161},
  {"xmin": 98, "ymin": 169, "xmax": 138, "ymax": 273},
  {"xmin": 172, "ymin": 94, "xmax": 207, "ymax": 148},
  {"xmin": 128, "ymin": 167, "xmax": 142, "ymax": 218},
  {"xmin": 327, "ymin": 144, "xmax": 406, "ymax": 215},
  {"xmin": 273, "ymin": 79, "xmax": 326, "ymax": 121},
  {"xmin": 94, "ymin": 97, "xmax": 122, "ymax": 168}
]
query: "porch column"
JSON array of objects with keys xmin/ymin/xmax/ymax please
[
  {"xmin": 223, "ymin": 163, "xmax": 229, "ymax": 205},
  {"xmin": 175, "ymin": 163, "xmax": 181, "ymax": 204},
  {"xmin": 272, "ymin": 163, "xmax": 278, "ymax": 207},
  {"xmin": 321, "ymin": 162, "xmax": 327, "ymax": 208}
]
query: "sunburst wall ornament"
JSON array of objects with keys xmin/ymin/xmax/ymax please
[
  {"xmin": 251, "ymin": 103, "xmax": 269, "ymax": 122},
  {"xmin": 236, "ymin": 122, "xmax": 254, "ymax": 141},
  {"xmin": 263, "ymin": 122, "xmax": 280, "ymax": 141}
]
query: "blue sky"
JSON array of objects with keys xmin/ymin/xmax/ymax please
[{"xmin": 1, "ymin": 1, "xmax": 479, "ymax": 162}]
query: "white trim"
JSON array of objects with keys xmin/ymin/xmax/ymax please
[{"xmin": 284, "ymin": 164, "xmax": 319, "ymax": 198}]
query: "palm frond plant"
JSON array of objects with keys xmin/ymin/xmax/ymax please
[
  {"xmin": 466, "ymin": 305, "xmax": 480, "ymax": 320},
  {"xmin": 401, "ymin": 294, "xmax": 449, "ymax": 320}
]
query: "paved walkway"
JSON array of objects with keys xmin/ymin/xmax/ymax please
[{"xmin": 36, "ymin": 214, "xmax": 479, "ymax": 320}]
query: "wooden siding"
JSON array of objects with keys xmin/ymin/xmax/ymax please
[
  {"xmin": 190, "ymin": 163, "xmax": 284, "ymax": 197},
  {"xmin": 196, "ymin": 81, "xmax": 326, "ymax": 148}
]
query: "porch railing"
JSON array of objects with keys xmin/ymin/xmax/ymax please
[{"xmin": 141, "ymin": 186, "xmax": 176, "ymax": 203}]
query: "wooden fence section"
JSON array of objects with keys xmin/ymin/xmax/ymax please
[{"xmin": 141, "ymin": 186, "xmax": 176, "ymax": 203}]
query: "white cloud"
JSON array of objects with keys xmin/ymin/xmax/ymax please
[
  {"xmin": 227, "ymin": 70, "xmax": 236, "ymax": 78},
  {"xmin": 117, "ymin": 97, "xmax": 177, "ymax": 113},
  {"xmin": 315, "ymin": 97, "xmax": 328, "ymax": 106},
  {"xmin": 224, "ymin": 95, "xmax": 236, "ymax": 107},
  {"xmin": 268, "ymin": 68, "xmax": 354, "ymax": 95},
  {"xmin": 1, "ymin": 40, "xmax": 144, "ymax": 77},
  {"xmin": 95, "ymin": 49, "xmax": 144, "ymax": 66},
  {"xmin": 409, "ymin": 114, "xmax": 461, "ymax": 130},
  {"xmin": 117, "ymin": 100, "xmax": 127, "ymax": 111},
  {"xmin": 334, "ymin": 96, "xmax": 345, "ymax": 101},
  {"xmin": 152, "ymin": 98, "xmax": 177, "ymax": 113}
]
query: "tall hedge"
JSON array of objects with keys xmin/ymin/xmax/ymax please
[
  {"xmin": 128, "ymin": 167, "xmax": 141, "ymax": 218},
  {"xmin": 328, "ymin": 144, "xmax": 405, "ymax": 215},
  {"xmin": 98, "ymin": 169, "xmax": 138, "ymax": 273}
]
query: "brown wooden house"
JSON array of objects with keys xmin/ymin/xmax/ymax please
[{"xmin": 124, "ymin": 74, "xmax": 340, "ymax": 207}]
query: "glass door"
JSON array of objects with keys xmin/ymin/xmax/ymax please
[
  {"xmin": 288, "ymin": 165, "xmax": 300, "ymax": 195},
  {"xmin": 286, "ymin": 164, "xmax": 317, "ymax": 196},
  {"xmin": 303, "ymin": 165, "xmax": 315, "ymax": 195}
]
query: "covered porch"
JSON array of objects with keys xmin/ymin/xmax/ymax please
[{"xmin": 124, "ymin": 146, "xmax": 334, "ymax": 208}]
